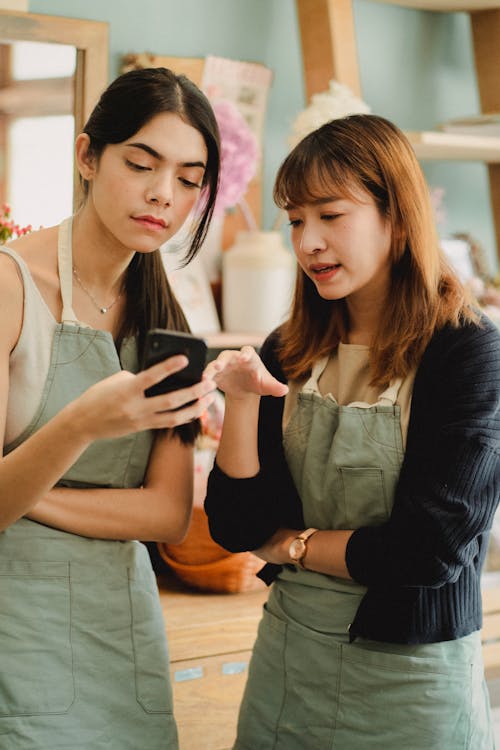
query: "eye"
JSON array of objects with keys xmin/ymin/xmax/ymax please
[
  {"xmin": 179, "ymin": 177, "xmax": 202, "ymax": 189},
  {"xmin": 125, "ymin": 159, "xmax": 151, "ymax": 172},
  {"xmin": 321, "ymin": 213, "xmax": 341, "ymax": 221},
  {"xmin": 288, "ymin": 218, "xmax": 302, "ymax": 228}
]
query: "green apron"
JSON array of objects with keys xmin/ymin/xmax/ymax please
[
  {"xmin": 0, "ymin": 218, "xmax": 179, "ymax": 749},
  {"xmin": 235, "ymin": 357, "xmax": 494, "ymax": 750}
]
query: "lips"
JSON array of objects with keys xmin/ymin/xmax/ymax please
[
  {"xmin": 310, "ymin": 263, "xmax": 341, "ymax": 274},
  {"xmin": 132, "ymin": 215, "xmax": 167, "ymax": 229}
]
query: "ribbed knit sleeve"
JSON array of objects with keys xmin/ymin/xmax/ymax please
[
  {"xmin": 346, "ymin": 317, "xmax": 500, "ymax": 589},
  {"xmin": 204, "ymin": 330, "xmax": 304, "ymax": 553}
]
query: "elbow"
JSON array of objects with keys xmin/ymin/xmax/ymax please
[
  {"xmin": 419, "ymin": 560, "xmax": 463, "ymax": 588},
  {"xmin": 206, "ymin": 518, "xmax": 248, "ymax": 553},
  {"xmin": 151, "ymin": 505, "xmax": 193, "ymax": 546},
  {"xmin": 206, "ymin": 513, "xmax": 274, "ymax": 553},
  {"xmin": 163, "ymin": 524, "xmax": 190, "ymax": 546},
  {"xmin": 420, "ymin": 537, "xmax": 480, "ymax": 588}
]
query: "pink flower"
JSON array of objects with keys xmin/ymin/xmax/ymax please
[
  {"xmin": 212, "ymin": 99, "xmax": 259, "ymax": 219},
  {"xmin": 0, "ymin": 205, "xmax": 31, "ymax": 244}
]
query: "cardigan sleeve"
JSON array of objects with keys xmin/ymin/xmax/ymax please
[
  {"xmin": 204, "ymin": 330, "xmax": 304, "ymax": 553},
  {"xmin": 346, "ymin": 318, "xmax": 500, "ymax": 588}
]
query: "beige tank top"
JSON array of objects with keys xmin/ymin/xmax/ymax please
[{"xmin": 2, "ymin": 247, "xmax": 57, "ymax": 446}]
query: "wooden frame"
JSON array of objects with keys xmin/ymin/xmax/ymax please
[
  {"xmin": 296, "ymin": 0, "xmax": 361, "ymax": 99},
  {"xmin": 0, "ymin": 9, "xmax": 109, "ymax": 203}
]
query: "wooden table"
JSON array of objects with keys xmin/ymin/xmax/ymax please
[{"xmin": 158, "ymin": 573, "xmax": 267, "ymax": 750}]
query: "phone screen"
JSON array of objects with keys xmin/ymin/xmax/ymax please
[{"xmin": 142, "ymin": 329, "xmax": 208, "ymax": 399}]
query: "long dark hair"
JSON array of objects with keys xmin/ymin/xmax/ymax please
[
  {"xmin": 82, "ymin": 67, "xmax": 220, "ymax": 443},
  {"xmin": 274, "ymin": 114, "xmax": 476, "ymax": 386}
]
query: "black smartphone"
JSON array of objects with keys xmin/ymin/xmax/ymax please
[{"xmin": 142, "ymin": 329, "xmax": 208, "ymax": 399}]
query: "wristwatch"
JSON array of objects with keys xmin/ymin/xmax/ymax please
[{"xmin": 288, "ymin": 528, "xmax": 319, "ymax": 569}]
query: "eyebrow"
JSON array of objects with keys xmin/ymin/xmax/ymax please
[
  {"xmin": 127, "ymin": 142, "xmax": 206, "ymax": 168},
  {"xmin": 286, "ymin": 196, "xmax": 344, "ymax": 210}
]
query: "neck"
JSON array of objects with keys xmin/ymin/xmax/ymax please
[
  {"xmin": 71, "ymin": 207, "xmax": 133, "ymax": 290},
  {"xmin": 344, "ymin": 283, "xmax": 389, "ymax": 346}
]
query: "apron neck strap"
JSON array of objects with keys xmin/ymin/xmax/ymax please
[
  {"xmin": 58, "ymin": 217, "xmax": 80, "ymax": 325},
  {"xmin": 377, "ymin": 377, "xmax": 403, "ymax": 406},
  {"xmin": 304, "ymin": 354, "xmax": 403, "ymax": 406},
  {"xmin": 303, "ymin": 357, "xmax": 329, "ymax": 393}
]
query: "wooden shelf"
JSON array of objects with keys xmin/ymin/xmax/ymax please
[
  {"xmin": 406, "ymin": 129, "xmax": 500, "ymax": 161},
  {"xmin": 206, "ymin": 331, "xmax": 265, "ymax": 350},
  {"xmin": 374, "ymin": 1, "xmax": 500, "ymax": 11}
]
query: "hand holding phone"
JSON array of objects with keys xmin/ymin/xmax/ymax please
[{"xmin": 142, "ymin": 329, "xmax": 208, "ymax": 400}]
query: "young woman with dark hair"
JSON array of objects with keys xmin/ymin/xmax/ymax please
[
  {"xmin": 204, "ymin": 114, "xmax": 500, "ymax": 749},
  {"xmin": 0, "ymin": 67, "xmax": 219, "ymax": 748}
]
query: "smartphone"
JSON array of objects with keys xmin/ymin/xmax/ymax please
[{"xmin": 142, "ymin": 329, "xmax": 208, "ymax": 399}]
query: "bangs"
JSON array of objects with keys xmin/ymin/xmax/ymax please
[{"xmin": 273, "ymin": 135, "xmax": 362, "ymax": 210}]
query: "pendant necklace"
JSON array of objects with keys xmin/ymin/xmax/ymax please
[{"xmin": 72, "ymin": 265, "xmax": 123, "ymax": 314}]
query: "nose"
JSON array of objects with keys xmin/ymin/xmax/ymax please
[
  {"xmin": 297, "ymin": 223, "xmax": 327, "ymax": 254},
  {"xmin": 146, "ymin": 172, "xmax": 173, "ymax": 207}
]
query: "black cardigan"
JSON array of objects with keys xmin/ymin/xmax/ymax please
[{"xmin": 204, "ymin": 317, "xmax": 500, "ymax": 644}]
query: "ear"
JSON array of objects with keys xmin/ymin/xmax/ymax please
[{"xmin": 75, "ymin": 133, "xmax": 97, "ymax": 181}]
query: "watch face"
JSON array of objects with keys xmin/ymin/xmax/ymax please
[{"xmin": 289, "ymin": 538, "xmax": 306, "ymax": 562}]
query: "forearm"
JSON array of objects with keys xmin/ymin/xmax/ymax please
[
  {"xmin": 0, "ymin": 400, "xmax": 91, "ymax": 530},
  {"xmin": 215, "ymin": 394, "xmax": 261, "ymax": 477},
  {"xmin": 255, "ymin": 527, "xmax": 353, "ymax": 579},
  {"xmin": 26, "ymin": 483, "xmax": 193, "ymax": 543}
]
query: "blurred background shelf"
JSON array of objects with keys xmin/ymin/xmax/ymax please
[
  {"xmin": 406, "ymin": 130, "xmax": 500, "ymax": 161},
  {"xmin": 374, "ymin": 1, "xmax": 500, "ymax": 11}
]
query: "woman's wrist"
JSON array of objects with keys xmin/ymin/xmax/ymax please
[
  {"xmin": 58, "ymin": 398, "xmax": 96, "ymax": 446},
  {"xmin": 224, "ymin": 392, "xmax": 261, "ymax": 407}
]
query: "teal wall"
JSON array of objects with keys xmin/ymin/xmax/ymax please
[{"xmin": 28, "ymin": 0, "xmax": 497, "ymax": 272}]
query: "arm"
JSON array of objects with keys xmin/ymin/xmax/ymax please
[
  {"xmin": 204, "ymin": 333, "xmax": 304, "ymax": 552},
  {"xmin": 26, "ymin": 431, "xmax": 194, "ymax": 543},
  {"xmin": 346, "ymin": 319, "xmax": 500, "ymax": 588}
]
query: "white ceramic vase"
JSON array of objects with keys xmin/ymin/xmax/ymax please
[{"xmin": 222, "ymin": 230, "xmax": 296, "ymax": 333}]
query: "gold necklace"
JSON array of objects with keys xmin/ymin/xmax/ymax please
[{"xmin": 72, "ymin": 265, "xmax": 123, "ymax": 314}]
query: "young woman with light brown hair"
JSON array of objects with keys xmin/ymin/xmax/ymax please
[{"xmin": 204, "ymin": 114, "xmax": 500, "ymax": 749}]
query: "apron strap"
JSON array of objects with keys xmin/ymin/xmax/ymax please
[
  {"xmin": 304, "ymin": 353, "xmax": 403, "ymax": 407},
  {"xmin": 303, "ymin": 357, "xmax": 330, "ymax": 395},
  {"xmin": 377, "ymin": 377, "xmax": 403, "ymax": 406},
  {"xmin": 58, "ymin": 216, "xmax": 83, "ymax": 326}
]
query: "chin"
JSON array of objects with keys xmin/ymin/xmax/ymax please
[{"xmin": 315, "ymin": 287, "xmax": 346, "ymax": 301}]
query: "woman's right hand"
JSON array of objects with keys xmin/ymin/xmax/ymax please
[
  {"xmin": 204, "ymin": 346, "xmax": 288, "ymax": 401},
  {"xmin": 67, "ymin": 354, "xmax": 217, "ymax": 441}
]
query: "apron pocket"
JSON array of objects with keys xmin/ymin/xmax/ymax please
[
  {"xmin": 128, "ymin": 570, "xmax": 173, "ymax": 714},
  {"xmin": 236, "ymin": 605, "xmax": 287, "ymax": 749},
  {"xmin": 339, "ymin": 466, "xmax": 390, "ymax": 526},
  {"xmin": 0, "ymin": 560, "xmax": 74, "ymax": 716},
  {"xmin": 335, "ymin": 640, "xmax": 472, "ymax": 750},
  {"xmin": 277, "ymin": 619, "xmax": 340, "ymax": 748}
]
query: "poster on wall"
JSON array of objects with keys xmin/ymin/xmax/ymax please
[{"xmin": 201, "ymin": 55, "xmax": 273, "ymax": 156}]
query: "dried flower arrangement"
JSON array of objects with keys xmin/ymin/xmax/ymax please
[{"xmin": 287, "ymin": 79, "xmax": 371, "ymax": 149}]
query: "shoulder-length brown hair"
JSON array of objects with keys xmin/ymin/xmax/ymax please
[{"xmin": 273, "ymin": 114, "xmax": 477, "ymax": 386}]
